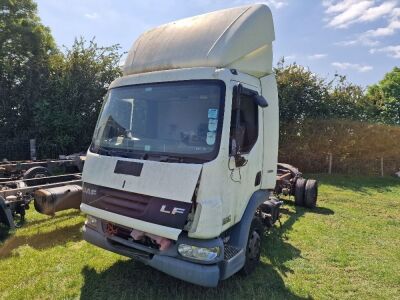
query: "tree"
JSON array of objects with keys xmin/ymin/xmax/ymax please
[
  {"xmin": 367, "ymin": 67, "xmax": 400, "ymax": 125},
  {"xmin": 0, "ymin": 0, "xmax": 55, "ymax": 138},
  {"xmin": 34, "ymin": 38, "xmax": 122, "ymax": 155},
  {"xmin": 275, "ymin": 59, "xmax": 330, "ymax": 125}
]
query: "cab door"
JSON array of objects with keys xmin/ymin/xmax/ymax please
[{"xmin": 223, "ymin": 80, "xmax": 264, "ymax": 226}]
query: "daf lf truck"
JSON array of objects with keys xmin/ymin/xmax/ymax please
[{"xmin": 81, "ymin": 4, "xmax": 283, "ymax": 287}]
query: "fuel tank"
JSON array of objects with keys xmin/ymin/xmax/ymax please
[{"xmin": 34, "ymin": 184, "xmax": 82, "ymax": 216}]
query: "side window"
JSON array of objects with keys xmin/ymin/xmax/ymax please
[{"xmin": 230, "ymin": 91, "xmax": 259, "ymax": 154}]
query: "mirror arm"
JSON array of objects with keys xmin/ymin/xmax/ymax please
[{"xmin": 234, "ymin": 85, "xmax": 241, "ymax": 132}]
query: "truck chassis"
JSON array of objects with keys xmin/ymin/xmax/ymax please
[
  {"xmin": 0, "ymin": 155, "xmax": 84, "ymax": 181},
  {"xmin": 0, "ymin": 174, "xmax": 82, "ymax": 229}
]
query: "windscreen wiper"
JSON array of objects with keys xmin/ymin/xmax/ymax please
[
  {"xmin": 96, "ymin": 147, "xmax": 136, "ymax": 158},
  {"xmin": 147, "ymin": 154, "xmax": 206, "ymax": 163},
  {"xmin": 158, "ymin": 155, "xmax": 182, "ymax": 162},
  {"xmin": 96, "ymin": 147, "xmax": 113, "ymax": 156}
]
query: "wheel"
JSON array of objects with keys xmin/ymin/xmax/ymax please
[
  {"xmin": 304, "ymin": 179, "xmax": 318, "ymax": 209},
  {"xmin": 294, "ymin": 178, "xmax": 306, "ymax": 207},
  {"xmin": 240, "ymin": 217, "xmax": 263, "ymax": 276},
  {"xmin": 23, "ymin": 166, "xmax": 51, "ymax": 179}
]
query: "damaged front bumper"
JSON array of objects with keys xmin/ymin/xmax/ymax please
[{"xmin": 82, "ymin": 219, "xmax": 245, "ymax": 287}]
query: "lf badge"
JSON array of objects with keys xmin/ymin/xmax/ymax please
[{"xmin": 160, "ymin": 205, "xmax": 185, "ymax": 215}]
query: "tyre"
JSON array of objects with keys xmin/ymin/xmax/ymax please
[
  {"xmin": 240, "ymin": 217, "xmax": 263, "ymax": 276},
  {"xmin": 23, "ymin": 166, "xmax": 51, "ymax": 179},
  {"xmin": 294, "ymin": 177, "xmax": 306, "ymax": 207},
  {"xmin": 304, "ymin": 179, "xmax": 318, "ymax": 209}
]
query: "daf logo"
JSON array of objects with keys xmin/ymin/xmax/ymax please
[{"xmin": 160, "ymin": 205, "xmax": 185, "ymax": 215}]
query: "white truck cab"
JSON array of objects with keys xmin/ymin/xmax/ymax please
[{"xmin": 81, "ymin": 4, "xmax": 279, "ymax": 287}]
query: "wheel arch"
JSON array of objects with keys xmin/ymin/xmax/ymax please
[{"xmin": 228, "ymin": 189, "xmax": 269, "ymax": 249}]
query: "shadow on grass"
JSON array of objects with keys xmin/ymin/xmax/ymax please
[
  {"xmin": 0, "ymin": 224, "xmax": 12, "ymax": 244},
  {"xmin": 26, "ymin": 210, "xmax": 81, "ymax": 226},
  {"xmin": 264, "ymin": 200, "xmax": 333, "ymax": 277},
  {"xmin": 312, "ymin": 174, "xmax": 399, "ymax": 194},
  {"xmin": 0, "ymin": 210, "xmax": 81, "ymax": 244},
  {"xmin": 79, "ymin": 204, "xmax": 332, "ymax": 299},
  {"xmin": 80, "ymin": 260, "xmax": 309, "ymax": 300},
  {"xmin": 0, "ymin": 222, "xmax": 82, "ymax": 258}
]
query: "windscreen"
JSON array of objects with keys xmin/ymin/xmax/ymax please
[{"xmin": 91, "ymin": 80, "xmax": 225, "ymax": 162}]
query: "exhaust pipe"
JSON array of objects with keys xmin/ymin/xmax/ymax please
[{"xmin": 34, "ymin": 185, "xmax": 82, "ymax": 216}]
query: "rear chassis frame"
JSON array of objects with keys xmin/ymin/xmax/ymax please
[{"xmin": 0, "ymin": 174, "xmax": 82, "ymax": 228}]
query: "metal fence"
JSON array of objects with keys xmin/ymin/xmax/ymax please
[
  {"xmin": 1, "ymin": 140, "xmax": 399, "ymax": 177},
  {"xmin": 0, "ymin": 139, "xmax": 31, "ymax": 161},
  {"xmin": 280, "ymin": 153, "xmax": 400, "ymax": 177},
  {"xmin": 0, "ymin": 139, "xmax": 62, "ymax": 161}
]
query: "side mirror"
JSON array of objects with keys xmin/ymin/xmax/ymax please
[
  {"xmin": 253, "ymin": 94, "xmax": 268, "ymax": 108},
  {"xmin": 237, "ymin": 84, "xmax": 269, "ymax": 108}
]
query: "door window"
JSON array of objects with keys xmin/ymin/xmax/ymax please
[{"xmin": 230, "ymin": 90, "xmax": 259, "ymax": 154}]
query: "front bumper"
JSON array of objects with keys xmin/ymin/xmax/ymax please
[{"xmin": 83, "ymin": 225, "xmax": 222, "ymax": 287}]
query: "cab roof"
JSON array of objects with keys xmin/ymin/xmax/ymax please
[{"xmin": 123, "ymin": 4, "xmax": 275, "ymax": 78}]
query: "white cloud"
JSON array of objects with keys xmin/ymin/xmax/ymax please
[
  {"xmin": 284, "ymin": 54, "xmax": 296, "ymax": 60},
  {"xmin": 333, "ymin": 4, "xmax": 400, "ymax": 47},
  {"xmin": 235, "ymin": 0, "xmax": 288, "ymax": 9},
  {"xmin": 358, "ymin": 1, "xmax": 397, "ymax": 22},
  {"xmin": 323, "ymin": 0, "xmax": 398, "ymax": 28},
  {"xmin": 84, "ymin": 12, "xmax": 99, "ymax": 19},
  {"xmin": 308, "ymin": 53, "xmax": 328, "ymax": 60},
  {"xmin": 335, "ymin": 36, "xmax": 380, "ymax": 47},
  {"xmin": 363, "ymin": 8, "xmax": 400, "ymax": 38},
  {"xmin": 370, "ymin": 45, "xmax": 400, "ymax": 58},
  {"xmin": 259, "ymin": 0, "xmax": 288, "ymax": 9},
  {"xmin": 323, "ymin": 0, "xmax": 360, "ymax": 14},
  {"xmin": 331, "ymin": 62, "xmax": 373, "ymax": 72}
]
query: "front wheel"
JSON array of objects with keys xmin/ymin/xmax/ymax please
[{"xmin": 240, "ymin": 217, "xmax": 263, "ymax": 276}]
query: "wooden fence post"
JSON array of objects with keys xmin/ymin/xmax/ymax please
[
  {"xmin": 328, "ymin": 153, "xmax": 332, "ymax": 174},
  {"xmin": 381, "ymin": 157, "xmax": 384, "ymax": 177},
  {"xmin": 30, "ymin": 139, "xmax": 36, "ymax": 161}
]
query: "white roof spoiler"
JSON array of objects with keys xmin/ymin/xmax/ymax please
[{"xmin": 123, "ymin": 4, "xmax": 275, "ymax": 78}]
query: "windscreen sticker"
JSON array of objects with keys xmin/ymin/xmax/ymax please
[
  {"xmin": 208, "ymin": 108, "xmax": 218, "ymax": 119},
  {"xmin": 144, "ymin": 145, "xmax": 151, "ymax": 151},
  {"xmin": 208, "ymin": 118, "xmax": 218, "ymax": 132},
  {"xmin": 206, "ymin": 132, "xmax": 216, "ymax": 145}
]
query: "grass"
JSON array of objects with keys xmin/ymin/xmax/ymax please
[{"xmin": 0, "ymin": 175, "xmax": 399, "ymax": 299}]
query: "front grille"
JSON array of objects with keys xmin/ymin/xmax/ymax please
[
  {"xmin": 102, "ymin": 221, "xmax": 160, "ymax": 250},
  {"xmin": 83, "ymin": 183, "xmax": 192, "ymax": 229},
  {"xmin": 102, "ymin": 221, "xmax": 132, "ymax": 239},
  {"xmin": 97, "ymin": 189, "xmax": 150, "ymax": 218}
]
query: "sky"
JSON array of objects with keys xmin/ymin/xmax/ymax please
[{"xmin": 35, "ymin": 0, "xmax": 400, "ymax": 87}]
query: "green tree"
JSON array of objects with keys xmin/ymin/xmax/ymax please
[
  {"xmin": 34, "ymin": 38, "xmax": 122, "ymax": 155},
  {"xmin": 275, "ymin": 59, "xmax": 330, "ymax": 125},
  {"xmin": 367, "ymin": 67, "xmax": 400, "ymax": 125},
  {"xmin": 0, "ymin": 0, "xmax": 55, "ymax": 138}
]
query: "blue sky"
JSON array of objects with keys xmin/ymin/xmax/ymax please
[{"xmin": 35, "ymin": 0, "xmax": 400, "ymax": 87}]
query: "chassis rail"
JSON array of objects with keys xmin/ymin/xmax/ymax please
[{"xmin": 0, "ymin": 174, "xmax": 82, "ymax": 229}]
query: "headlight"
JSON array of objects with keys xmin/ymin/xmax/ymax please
[
  {"xmin": 86, "ymin": 215, "xmax": 98, "ymax": 228},
  {"xmin": 178, "ymin": 244, "xmax": 220, "ymax": 261}
]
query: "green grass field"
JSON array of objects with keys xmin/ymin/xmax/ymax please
[{"xmin": 0, "ymin": 175, "xmax": 399, "ymax": 300}]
